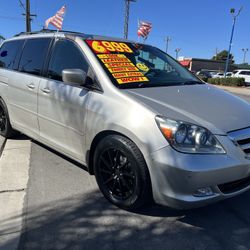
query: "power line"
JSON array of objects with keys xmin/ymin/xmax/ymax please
[
  {"xmin": 0, "ymin": 15, "xmax": 23, "ymax": 21},
  {"xmin": 18, "ymin": 0, "xmax": 26, "ymax": 11}
]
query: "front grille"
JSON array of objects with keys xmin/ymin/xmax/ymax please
[
  {"xmin": 218, "ymin": 176, "xmax": 250, "ymax": 194},
  {"xmin": 228, "ymin": 127, "xmax": 250, "ymax": 156}
]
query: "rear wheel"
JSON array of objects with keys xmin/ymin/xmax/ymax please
[
  {"xmin": 94, "ymin": 134, "xmax": 152, "ymax": 210},
  {"xmin": 0, "ymin": 99, "xmax": 17, "ymax": 138}
]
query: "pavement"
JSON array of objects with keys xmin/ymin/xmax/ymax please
[
  {"xmin": 216, "ymin": 85, "xmax": 250, "ymax": 98},
  {"xmin": 0, "ymin": 87, "xmax": 250, "ymax": 250},
  {"xmin": 0, "ymin": 136, "xmax": 31, "ymax": 250}
]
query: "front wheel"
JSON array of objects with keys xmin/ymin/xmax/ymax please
[{"xmin": 94, "ymin": 134, "xmax": 152, "ymax": 210}]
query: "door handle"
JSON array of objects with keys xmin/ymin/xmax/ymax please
[
  {"xmin": 41, "ymin": 88, "xmax": 51, "ymax": 94},
  {"xmin": 27, "ymin": 83, "xmax": 35, "ymax": 89}
]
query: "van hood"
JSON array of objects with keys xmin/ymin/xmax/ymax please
[{"xmin": 124, "ymin": 84, "xmax": 250, "ymax": 135}]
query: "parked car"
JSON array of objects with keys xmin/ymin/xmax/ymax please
[
  {"xmin": 196, "ymin": 71, "xmax": 212, "ymax": 78},
  {"xmin": 212, "ymin": 72, "xmax": 224, "ymax": 78},
  {"xmin": 233, "ymin": 69, "xmax": 250, "ymax": 86},
  {"xmin": 0, "ymin": 30, "xmax": 250, "ymax": 210},
  {"xmin": 226, "ymin": 72, "xmax": 233, "ymax": 77}
]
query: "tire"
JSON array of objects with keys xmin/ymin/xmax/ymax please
[
  {"xmin": 0, "ymin": 99, "xmax": 17, "ymax": 138},
  {"xmin": 94, "ymin": 134, "xmax": 152, "ymax": 210}
]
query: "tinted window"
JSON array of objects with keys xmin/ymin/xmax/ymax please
[
  {"xmin": 0, "ymin": 40, "xmax": 24, "ymax": 69},
  {"xmin": 239, "ymin": 71, "xmax": 250, "ymax": 75},
  {"xmin": 48, "ymin": 39, "xmax": 89, "ymax": 81},
  {"xmin": 19, "ymin": 38, "xmax": 51, "ymax": 76}
]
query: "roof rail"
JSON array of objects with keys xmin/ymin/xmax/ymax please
[{"xmin": 14, "ymin": 29, "xmax": 84, "ymax": 37}]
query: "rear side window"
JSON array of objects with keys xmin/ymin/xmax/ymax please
[
  {"xmin": 19, "ymin": 38, "xmax": 51, "ymax": 76},
  {"xmin": 47, "ymin": 39, "xmax": 89, "ymax": 81},
  {"xmin": 0, "ymin": 40, "xmax": 24, "ymax": 70},
  {"xmin": 239, "ymin": 71, "xmax": 250, "ymax": 75}
]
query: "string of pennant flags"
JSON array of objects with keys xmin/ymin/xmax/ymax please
[{"xmin": 44, "ymin": 5, "xmax": 152, "ymax": 40}]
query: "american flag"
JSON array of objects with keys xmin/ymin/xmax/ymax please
[
  {"xmin": 137, "ymin": 20, "xmax": 152, "ymax": 39},
  {"xmin": 45, "ymin": 5, "xmax": 66, "ymax": 30}
]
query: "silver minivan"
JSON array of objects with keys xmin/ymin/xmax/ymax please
[{"xmin": 0, "ymin": 30, "xmax": 250, "ymax": 210}]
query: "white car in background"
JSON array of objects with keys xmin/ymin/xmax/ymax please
[
  {"xmin": 212, "ymin": 72, "xmax": 224, "ymax": 78},
  {"xmin": 212, "ymin": 72, "xmax": 233, "ymax": 78},
  {"xmin": 233, "ymin": 70, "xmax": 250, "ymax": 85}
]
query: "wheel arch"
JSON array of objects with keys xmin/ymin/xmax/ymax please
[
  {"xmin": 87, "ymin": 130, "xmax": 131, "ymax": 175},
  {"xmin": 87, "ymin": 130, "xmax": 150, "ymax": 176}
]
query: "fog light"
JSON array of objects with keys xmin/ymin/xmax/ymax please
[{"xmin": 194, "ymin": 187, "xmax": 214, "ymax": 197}]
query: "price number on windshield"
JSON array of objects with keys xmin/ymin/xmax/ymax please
[{"xmin": 87, "ymin": 40, "xmax": 133, "ymax": 54}]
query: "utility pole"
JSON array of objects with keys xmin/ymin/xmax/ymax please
[
  {"xmin": 175, "ymin": 48, "xmax": 181, "ymax": 60},
  {"xmin": 26, "ymin": 0, "xmax": 31, "ymax": 32},
  {"xmin": 22, "ymin": 0, "xmax": 36, "ymax": 32},
  {"xmin": 215, "ymin": 47, "xmax": 219, "ymax": 60},
  {"xmin": 124, "ymin": 0, "xmax": 137, "ymax": 39},
  {"xmin": 242, "ymin": 48, "xmax": 248, "ymax": 64},
  {"xmin": 224, "ymin": 7, "xmax": 243, "ymax": 76},
  {"xmin": 164, "ymin": 36, "xmax": 171, "ymax": 53}
]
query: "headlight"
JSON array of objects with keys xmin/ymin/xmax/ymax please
[{"xmin": 155, "ymin": 116, "xmax": 225, "ymax": 154}]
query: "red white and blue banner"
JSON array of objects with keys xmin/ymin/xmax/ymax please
[
  {"xmin": 45, "ymin": 5, "xmax": 66, "ymax": 30},
  {"xmin": 137, "ymin": 20, "xmax": 152, "ymax": 40}
]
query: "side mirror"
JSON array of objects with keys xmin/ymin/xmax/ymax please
[{"xmin": 62, "ymin": 69, "xmax": 87, "ymax": 86}]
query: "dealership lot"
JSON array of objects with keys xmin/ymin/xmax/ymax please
[{"xmin": 0, "ymin": 88, "xmax": 250, "ymax": 250}]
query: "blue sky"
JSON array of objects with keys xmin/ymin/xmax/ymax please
[{"xmin": 0, "ymin": 0, "xmax": 248, "ymax": 63}]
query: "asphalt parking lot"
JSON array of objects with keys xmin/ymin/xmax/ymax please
[{"xmin": 1, "ymin": 91, "xmax": 250, "ymax": 250}]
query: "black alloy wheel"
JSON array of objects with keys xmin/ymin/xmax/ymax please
[{"xmin": 94, "ymin": 134, "xmax": 152, "ymax": 210}]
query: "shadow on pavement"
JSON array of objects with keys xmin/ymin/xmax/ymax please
[
  {"xmin": 1, "ymin": 138, "xmax": 250, "ymax": 250},
  {"xmin": 0, "ymin": 188, "xmax": 249, "ymax": 250}
]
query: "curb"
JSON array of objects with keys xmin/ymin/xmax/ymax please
[{"xmin": 0, "ymin": 136, "xmax": 6, "ymax": 157}]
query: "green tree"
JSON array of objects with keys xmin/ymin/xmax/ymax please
[
  {"xmin": 235, "ymin": 63, "xmax": 250, "ymax": 69},
  {"xmin": 0, "ymin": 35, "xmax": 5, "ymax": 41},
  {"xmin": 212, "ymin": 50, "xmax": 234, "ymax": 63}
]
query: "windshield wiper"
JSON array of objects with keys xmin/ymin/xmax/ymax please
[{"xmin": 180, "ymin": 80, "xmax": 203, "ymax": 85}]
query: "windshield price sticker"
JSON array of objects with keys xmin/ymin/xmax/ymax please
[
  {"xmin": 85, "ymin": 45, "xmax": 150, "ymax": 84},
  {"xmin": 97, "ymin": 54, "xmax": 127, "ymax": 59},
  {"xmin": 108, "ymin": 66, "xmax": 139, "ymax": 73},
  {"xmin": 112, "ymin": 72, "xmax": 144, "ymax": 78},
  {"xmin": 136, "ymin": 63, "xmax": 149, "ymax": 72},
  {"xmin": 105, "ymin": 62, "xmax": 135, "ymax": 68},
  {"xmin": 86, "ymin": 40, "xmax": 134, "ymax": 54},
  {"xmin": 101, "ymin": 58, "xmax": 131, "ymax": 63},
  {"xmin": 117, "ymin": 77, "xmax": 149, "ymax": 84}
]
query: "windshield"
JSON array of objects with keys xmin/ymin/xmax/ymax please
[{"xmin": 85, "ymin": 39, "xmax": 202, "ymax": 89}]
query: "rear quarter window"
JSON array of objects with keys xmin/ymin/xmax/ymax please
[{"xmin": 0, "ymin": 40, "xmax": 24, "ymax": 70}]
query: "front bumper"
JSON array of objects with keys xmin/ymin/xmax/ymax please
[{"xmin": 146, "ymin": 135, "xmax": 250, "ymax": 209}]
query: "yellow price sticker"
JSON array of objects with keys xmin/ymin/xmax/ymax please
[
  {"xmin": 136, "ymin": 63, "xmax": 149, "ymax": 72},
  {"xmin": 117, "ymin": 76, "xmax": 149, "ymax": 84},
  {"xmin": 86, "ymin": 40, "xmax": 134, "ymax": 54}
]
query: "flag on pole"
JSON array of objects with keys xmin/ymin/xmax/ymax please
[
  {"xmin": 45, "ymin": 5, "xmax": 66, "ymax": 30},
  {"xmin": 137, "ymin": 20, "xmax": 152, "ymax": 40}
]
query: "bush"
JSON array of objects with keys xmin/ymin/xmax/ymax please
[{"xmin": 207, "ymin": 77, "xmax": 245, "ymax": 87}]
